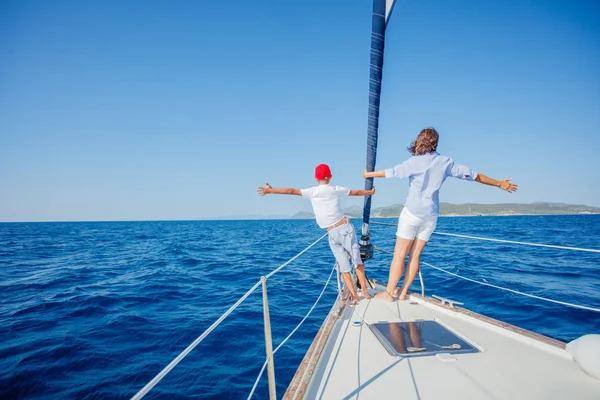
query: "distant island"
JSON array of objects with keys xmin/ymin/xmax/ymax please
[{"xmin": 291, "ymin": 202, "xmax": 600, "ymax": 219}]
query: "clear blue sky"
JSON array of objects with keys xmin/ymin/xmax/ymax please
[{"xmin": 1, "ymin": 0, "xmax": 599, "ymax": 222}]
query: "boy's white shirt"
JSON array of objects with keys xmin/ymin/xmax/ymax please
[{"xmin": 300, "ymin": 184, "xmax": 350, "ymax": 228}]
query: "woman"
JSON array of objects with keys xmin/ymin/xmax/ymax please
[{"xmin": 363, "ymin": 127, "xmax": 518, "ymax": 302}]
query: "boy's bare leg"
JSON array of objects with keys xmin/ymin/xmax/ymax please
[
  {"xmin": 397, "ymin": 239, "xmax": 427, "ymax": 300},
  {"xmin": 342, "ymin": 272, "xmax": 359, "ymax": 304},
  {"xmin": 355, "ymin": 264, "xmax": 372, "ymax": 299},
  {"xmin": 374, "ymin": 237, "xmax": 413, "ymax": 302}
]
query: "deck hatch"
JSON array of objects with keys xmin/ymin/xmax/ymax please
[{"xmin": 369, "ymin": 321, "xmax": 479, "ymax": 357}]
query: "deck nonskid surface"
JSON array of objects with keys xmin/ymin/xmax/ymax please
[{"xmin": 305, "ymin": 292, "xmax": 600, "ymax": 400}]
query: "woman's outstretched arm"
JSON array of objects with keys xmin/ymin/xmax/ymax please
[
  {"xmin": 364, "ymin": 160, "xmax": 411, "ymax": 180},
  {"xmin": 363, "ymin": 169, "xmax": 386, "ymax": 179},
  {"xmin": 475, "ymin": 174, "xmax": 518, "ymax": 193}
]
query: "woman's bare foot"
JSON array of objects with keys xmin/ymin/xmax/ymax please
[
  {"xmin": 361, "ymin": 290, "xmax": 372, "ymax": 300},
  {"xmin": 374, "ymin": 290, "xmax": 395, "ymax": 302},
  {"xmin": 394, "ymin": 287, "xmax": 412, "ymax": 300}
]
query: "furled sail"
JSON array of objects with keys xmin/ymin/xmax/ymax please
[{"xmin": 360, "ymin": 0, "xmax": 396, "ymax": 261}]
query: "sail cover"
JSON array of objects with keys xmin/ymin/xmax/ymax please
[{"xmin": 361, "ymin": 0, "xmax": 397, "ymax": 244}]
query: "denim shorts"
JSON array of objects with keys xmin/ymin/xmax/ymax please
[
  {"xmin": 396, "ymin": 207, "xmax": 438, "ymax": 241},
  {"xmin": 327, "ymin": 222, "xmax": 362, "ymax": 273}
]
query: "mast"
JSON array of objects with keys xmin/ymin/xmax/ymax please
[{"xmin": 360, "ymin": 0, "xmax": 397, "ymax": 261}]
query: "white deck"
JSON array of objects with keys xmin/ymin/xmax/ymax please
[{"xmin": 302, "ymin": 291, "xmax": 600, "ymax": 400}]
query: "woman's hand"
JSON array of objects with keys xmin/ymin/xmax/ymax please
[
  {"xmin": 499, "ymin": 179, "xmax": 518, "ymax": 193},
  {"xmin": 363, "ymin": 169, "xmax": 385, "ymax": 179}
]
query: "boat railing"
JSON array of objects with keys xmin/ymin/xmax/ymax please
[
  {"xmin": 130, "ymin": 232, "xmax": 336, "ymax": 400},
  {"xmin": 370, "ymin": 220, "xmax": 600, "ymax": 313},
  {"xmin": 247, "ymin": 264, "xmax": 339, "ymax": 399},
  {"xmin": 373, "ymin": 245, "xmax": 600, "ymax": 313},
  {"xmin": 369, "ymin": 221, "xmax": 600, "ymax": 253}
]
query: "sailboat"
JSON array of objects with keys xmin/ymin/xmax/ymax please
[{"xmin": 130, "ymin": 1, "xmax": 600, "ymax": 399}]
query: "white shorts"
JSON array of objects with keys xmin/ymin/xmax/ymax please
[
  {"xmin": 396, "ymin": 207, "xmax": 438, "ymax": 241},
  {"xmin": 327, "ymin": 222, "xmax": 362, "ymax": 273}
]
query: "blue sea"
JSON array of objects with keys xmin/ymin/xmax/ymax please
[{"xmin": 1, "ymin": 215, "xmax": 600, "ymax": 399}]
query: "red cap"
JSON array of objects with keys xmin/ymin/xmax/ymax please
[{"xmin": 315, "ymin": 164, "xmax": 332, "ymax": 180}]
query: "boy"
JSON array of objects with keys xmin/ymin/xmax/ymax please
[{"xmin": 257, "ymin": 164, "xmax": 375, "ymax": 304}]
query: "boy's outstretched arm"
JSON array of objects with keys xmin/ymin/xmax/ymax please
[
  {"xmin": 349, "ymin": 187, "xmax": 376, "ymax": 196},
  {"xmin": 363, "ymin": 169, "xmax": 386, "ymax": 179},
  {"xmin": 475, "ymin": 174, "xmax": 518, "ymax": 193},
  {"xmin": 257, "ymin": 183, "xmax": 301, "ymax": 196}
]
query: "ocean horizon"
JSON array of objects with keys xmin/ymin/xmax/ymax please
[{"xmin": 3, "ymin": 212, "xmax": 600, "ymax": 224}]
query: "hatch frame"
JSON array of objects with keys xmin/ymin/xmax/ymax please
[{"xmin": 369, "ymin": 320, "xmax": 480, "ymax": 357}]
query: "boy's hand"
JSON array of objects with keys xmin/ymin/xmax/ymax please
[
  {"xmin": 257, "ymin": 183, "xmax": 273, "ymax": 196},
  {"xmin": 363, "ymin": 169, "xmax": 369, "ymax": 179},
  {"xmin": 370, "ymin": 186, "xmax": 376, "ymax": 195}
]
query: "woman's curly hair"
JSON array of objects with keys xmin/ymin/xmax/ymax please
[{"xmin": 408, "ymin": 127, "xmax": 439, "ymax": 155}]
